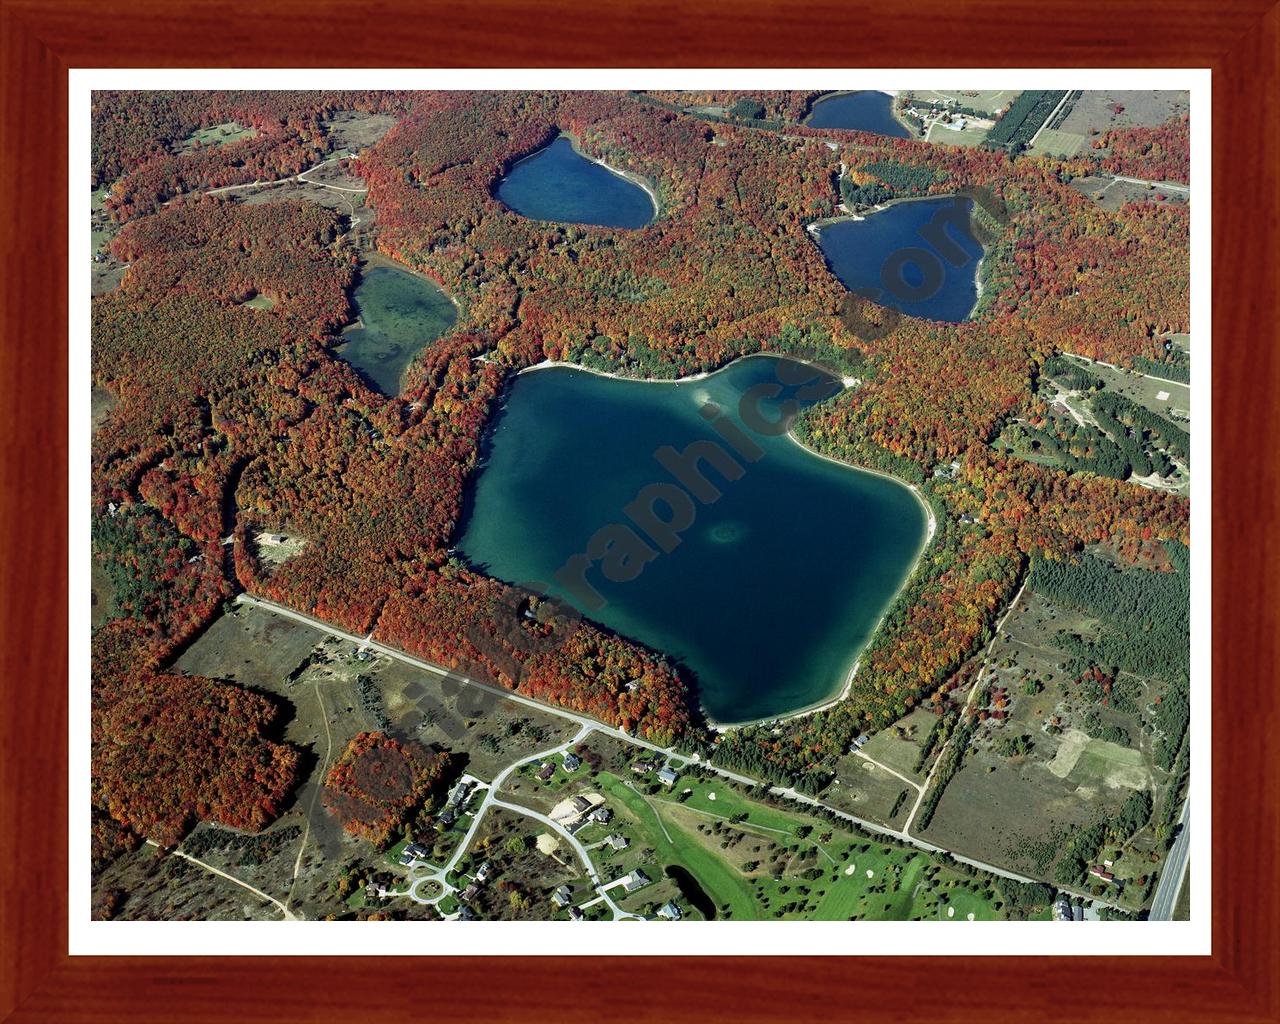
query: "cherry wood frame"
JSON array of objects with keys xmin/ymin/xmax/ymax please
[{"xmin": 2, "ymin": 1, "xmax": 1276, "ymax": 1020}]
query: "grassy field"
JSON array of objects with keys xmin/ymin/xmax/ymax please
[
  {"xmin": 594, "ymin": 770, "xmax": 1012, "ymax": 921},
  {"xmin": 926, "ymin": 122, "xmax": 990, "ymax": 148},
  {"xmin": 1028, "ymin": 127, "xmax": 1088, "ymax": 158},
  {"xmin": 1063, "ymin": 354, "xmax": 1190, "ymax": 421},
  {"xmin": 176, "ymin": 120, "xmax": 257, "ymax": 153}
]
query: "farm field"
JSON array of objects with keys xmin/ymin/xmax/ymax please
[{"xmin": 1029, "ymin": 91, "xmax": 1188, "ymax": 159}]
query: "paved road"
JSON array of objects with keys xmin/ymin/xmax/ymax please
[
  {"xmin": 1112, "ymin": 175, "xmax": 1190, "ymax": 195},
  {"xmin": 1149, "ymin": 798, "xmax": 1191, "ymax": 921},
  {"xmin": 234, "ymin": 593, "xmax": 1120, "ymax": 912}
]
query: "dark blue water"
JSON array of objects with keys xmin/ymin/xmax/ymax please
[
  {"xmin": 457, "ymin": 355, "xmax": 926, "ymax": 723},
  {"xmin": 496, "ymin": 136, "xmax": 655, "ymax": 229},
  {"xmin": 806, "ymin": 92, "xmax": 912, "ymax": 138},
  {"xmin": 815, "ymin": 197, "xmax": 984, "ymax": 322}
]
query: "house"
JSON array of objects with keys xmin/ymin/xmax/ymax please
[
  {"xmin": 631, "ymin": 760, "xmax": 656, "ymax": 775},
  {"xmin": 1088, "ymin": 866, "xmax": 1116, "ymax": 883},
  {"xmin": 537, "ymin": 762, "xmax": 556, "ymax": 782},
  {"xmin": 400, "ymin": 841, "xmax": 430, "ymax": 865},
  {"xmin": 656, "ymin": 766, "xmax": 679, "ymax": 787},
  {"xmin": 475, "ymin": 860, "xmax": 492, "ymax": 883},
  {"xmin": 568, "ymin": 906, "xmax": 584, "ymax": 921},
  {"xmin": 619, "ymin": 869, "xmax": 652, "ymax": 893},
  {"xmin": 551, "ymin": 885, "xmax": 573, "ymax": 908},
  {"xmin": 587, "ymin": 806, "xmax": 612, "ymax": 824},
  {"xmin": 562, "ymin": 752, "xmax": 582, "ymax": 772},
  {"xmin": 606, "ymin": 833, "xmax": 630, "ymax": 851},
  {"xmin": 657, "ymin": 900, "xmax": 683, "ymax": 921},
  {"xmin": 457, "ymin": 906, "xmax": 476, "ymax": 921},
  {"xmin": 571, "ymin": 796, "xmax": 592, "ymax": 815},
  {"xmin": 460, "ymin": 883, "xmax": 480, "ymax": 903},
  {"xmin": 849, "ymin": 734, "xmax": 870, "ymax": 753},
  {"xmin": 448, "ymin": 781, "xmax": 473, "ymax": 809},
  {"xmin": 1052, "ymin": 897, "xmax": 1073, "ymax": 921},
  {"xmin": 436, "ymin": 808, "xmax": 457, "ymax": 830}
]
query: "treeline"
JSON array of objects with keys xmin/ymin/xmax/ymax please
[
  {"xmin": 914, "ymin": 715, "xmax": 977, "ymax": 831},
  {"xmin": 1013, "ymin": 419, "xmax": 1132, "ymax": 480},
  {"xmin": 1092, "ymin": 391, "xmax": 1189, "ymax": 465},
  {"xmin": 983, "ymin": 91, "xmax": 1068, "ymax": 153},
  {"xmin": 1134, "ymin": 349, "xmax": 1190, "ymax": 384},
  {"xmin": 1027, "ymin": 543, "xmax": 1190, "ymax": 684},
  {"xmin": 1053, "ymin": 790, "xmax": 1152, "ymax": 886}
]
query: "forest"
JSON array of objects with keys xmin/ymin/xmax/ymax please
[{"xmin": 90, "ymin": 88, "xmax": 1190, "ymax": 856}]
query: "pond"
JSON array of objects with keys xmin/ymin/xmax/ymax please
[
  {"xmin": 496, "ymin": 136, "xmax": 656, "ymax": 229},
  {"xmin": 665, "ymin": 865, "xmax": 716, "ymax": 920},
  {"xmin": 334, "ymin": 261, "xmax": 457, "ymax": 396},
  {"xmin": 456, "ymin": 355, "xmax": 927, "ymax": 723},
  {"xmin": 814, "ymin": 196, "xmax": 985, "ymax": 322},
  {"xmin": 806, "ymin": 91, "xmax": 912, "ymax": 138}
]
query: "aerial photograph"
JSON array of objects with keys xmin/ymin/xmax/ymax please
[{"xmin": 89, "ymin": 87, "xmax": 1192, "ymax": 926}]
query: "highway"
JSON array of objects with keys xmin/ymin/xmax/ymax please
[{"xmin": 1148, "ymin": 798, "xmax": 1191, "ymax": 920}]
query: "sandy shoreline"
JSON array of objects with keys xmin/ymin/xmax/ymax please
[
  {"xmin": 704, "ymin": 429, "xmax": 937, "ymax": 731},
  {"xmin": 517, "ymin": 351, "xmax": 936, "ymax": 732}
]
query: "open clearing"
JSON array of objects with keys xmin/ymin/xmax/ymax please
[
  {"xmin": 323, "ymin": 110, "xmax": 399, "ymax": 152},
  {"xmin": 1068, "ymin": 174, "xmax": 1190, "ymax": 211},
  {"xmin": 176, "ymin": 121, "xmax": 257, "ymax": 154},
  {"xmin": 1063, "ymin": 353, "xmax": 1190, "ymax": 421},
  {"xmin": 916, "ymin": 586, "xmax": 1177, "ymax": 910},
  {"xmin": 1032, "ymin": 91, "xmax": 1188, "ymax": 160}
]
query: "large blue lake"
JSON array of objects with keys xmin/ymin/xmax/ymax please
[
  {"xmin": 496, "ymin": 136, "xmax": 656, "ymax": 229},
  {"xmin": 335, "ymin": 262, "xmax": 456, "ymax": 395},
  {"xmin": 806, "ymin": 91, "xmax": 913, "ymax": 138},
  {"xmin": 815, "ymin": 197, "xmax": 984, "ymax": 322},
  {"xmin": 457, "ymin": 355, "xmax": 927, "ymax": 723}
]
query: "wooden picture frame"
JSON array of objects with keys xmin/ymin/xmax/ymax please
[{"xmin": 2, "ymin": 1, "xmax": 1275, "ymax": 1019}]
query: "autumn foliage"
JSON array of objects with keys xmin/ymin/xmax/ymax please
[
  {"xmin": 91, "ymin": 89, "xmax": 1190, "ymax": 832},
  {"xmin": 322, "ymin": 732, "xmax": 453, "ymax": 848}
]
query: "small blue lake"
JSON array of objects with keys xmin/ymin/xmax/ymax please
[
  {"xmin": 334, "ymin": 263, "xmax": 457, "ymax": 396},
  {"xmin": 496, "ymin": 136, "xmax": 656, "ymax": 229},
  {"xmin": 806, "ymin": 92, "xmax": 913, "ymax": 138},
  {"xmin": 814, "ymin": 197, "xmax": 984, "ymax": 322}
]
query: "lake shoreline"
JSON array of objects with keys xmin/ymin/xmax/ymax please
[
  {"xmin": 707, "ymin": 428, "xmax": 937, "ymax": 731},
  {"xmin": 516, "ymin": 352, "xmax": 935, "ymax": 730},
  {"xmin": 807, "ymin": 192, "xmax": 988, "ymax": 322}
]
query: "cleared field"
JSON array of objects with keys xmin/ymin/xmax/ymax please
[
  {"xmin": 859, "ymin": 706, "xmax": 938, "ymax": 782},
  {"xmin": 176, "ymin": 120, "xmax": 257, "ymax": 154},
  {"xmin": 1063, "ymin": 354, "xmax": 1190, "ymax": 420},
  {"xmin": 926, "ymin": 122, "xmax": 989, "ymax": 148},
  {"xmin": 173, "ymin": 605, "xmax": 320, "ymax": 689},
  {"xmin": 1029, "ymin": 127, "xmax": 1088, "ymax": 158},
  {"xmin": 916, "ymin": 586, "xmax": 1177, "ymax": 907},
  {"xmin": 908, "ymin": 90, "xmax": 1020, "ymax": 115},
  {"xmin": 1056, "ymin": 90, "xmax": 1189, "ymax": 138},
  {"xmin": 323, "ymin": 110, "xmax": 399, "ymax": 151},
  {"xmin": 823, "ymin": 757, "xmax": 911, "ymax": 828},
  {"xmin": 1068, "ymin": 174, "xmax": 1190, "ymax": 211}
]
